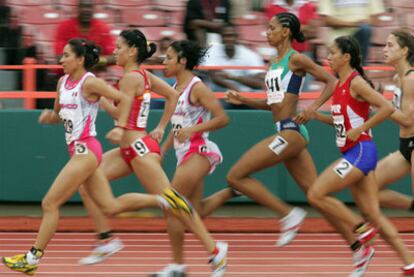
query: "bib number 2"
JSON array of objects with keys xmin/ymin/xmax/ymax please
[{"xmin": 333, "ymin": 158, "xmax": 353, "ymax": 178}]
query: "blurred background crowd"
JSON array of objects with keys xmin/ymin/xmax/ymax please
[{"xmin": 0, "ymin": 0, "xmax": 411, "ymax": 108}]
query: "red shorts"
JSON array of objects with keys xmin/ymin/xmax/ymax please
[
  {"xmin": 120, "ymin": 135, "xmax": 161, "ymax": 166},
  {"xmin": 68, "ymin": 137, "xmax": 103, "ymax": 164}
]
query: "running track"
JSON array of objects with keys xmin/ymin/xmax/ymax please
[{"xmin": 1, "ymin": 232, "xmax": 413, "ymax": 276}]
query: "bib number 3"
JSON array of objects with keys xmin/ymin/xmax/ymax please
[{"xmin": 75, "ymin": 142, "xmax": 88, "ymax": 155}]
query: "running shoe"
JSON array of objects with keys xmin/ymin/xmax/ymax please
[
  {"xmin": 355, "ymin": 224, "xmax": 377, "ymax": 245},
  {"xmin": 151, "ymin": 263, "xmax": 187, "ymax": 277},
  {"xmin": 2, "ymin": 254, "xmax": 38, "ymax": 275},
  {"xmin": 349, "ymin": 245, "xmax": 375, "ymax": 277},
  {"xmin": 159, "ymin": 188, "xmax": 193, "ymax": 215},
  {"xmin": 276, "ymin": 207, "xmax": 307, "ymax": 247},
  {"xmin": 209, "ymin": 241, "xmax": 228, "ymax": 277},
  {"xmin": 402, "ymin": 263, "xmax": 414, "ymax": 276},
  {"xmin": 79, "ymin": 237, "xmax": 124, "ymax": 265}
]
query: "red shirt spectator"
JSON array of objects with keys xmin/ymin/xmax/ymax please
[
  {"xmin": 265, "ymin": 0, "xmax": 318, "ymax": 52},
  {"xmin": 54, "ymin": 18, "xmax": 114, "ymax": 56}
]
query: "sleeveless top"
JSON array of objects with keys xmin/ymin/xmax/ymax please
[
  {"xmin": 331, "ymin": 71, "xmax": 372, "ymax": 153},
  {"xmin": 264, "ymin": 49, "xmax": 304, "ymax": 105},
  {"xmin": 59, "ymin": 72, "xmax": 98, "ymax": 145}
]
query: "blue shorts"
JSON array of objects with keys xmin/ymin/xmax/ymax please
[
  {"xmin": 342, "ymin": 141, "xmax": 377, "ymax": 175},
  {"xmin": 274, "ymin": 118, "xmax": 310, "ymax": 143}
]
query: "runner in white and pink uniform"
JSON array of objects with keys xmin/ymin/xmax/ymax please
[
  {"xmin": 59, "ymin": 71, "xmax": 102, "ymax": 163},
  {"xmin": 172, "ymin": 75, "xmax": 223, "ymax": 172},
  {"xmin": 153, "ymin": 40, "xmax": 230, "ymax": 277}
]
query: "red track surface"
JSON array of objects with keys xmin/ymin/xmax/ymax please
[{"xmin": 1, "ymin": 231, "xmax": 413, "ymax": 277}]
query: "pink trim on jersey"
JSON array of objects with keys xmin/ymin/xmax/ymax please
[
  {"xmin": 181, "ymin": 117, "xmax": 206, "ymax": 161},
  {"xmin": 79, "ymin": 115, "xmax": 92, "ymax": 140},
  {"xmin": 186, "ymin": 79, "xmax": 200, "ymax": 105},
  {"xmin": 332, "ymin": 71, "xmax": 371, "ymax": 153},
  {"xmin": 65, "ymin": 72, "xmax": 87, "ymax": 90}
]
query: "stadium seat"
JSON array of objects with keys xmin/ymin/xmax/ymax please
[
  {"xmin": 7, "ymin": 0, "xmax": 51, "ymax": 6},
  {"xmin": 234, "ymin": 12, "xmax": 266, "ymax": 26},
  {"xmin": 371, "ymin": 26, "xmax": 395, "ymax": 46},
  {"xmin": 33, "ymin": 25, "xmax": 58, "ymax": 42},
  {"xmin": 135, "ymin": 26, "xmax": 185, "ymax": 42},
  {"xmin": 18, "ymin": 7, "xmax": 63, "ymax": 25},
  {"xmin": 165, "ymin": 10, "xmax": 185, "ymax": 26},
  {"xmin": 105, "ymin": 0, "xmax": 152, "ymax": 8},
  {"xmin": 238, "ymin": 25, "xmax": 267, "ymax": 44},
  {"xmin": 153, "ymin": 0, "xmax": 187, "ymax": 12},
  {"xmin": 122, "ymin": 9, "xmax": 166, "ymax": 27}
]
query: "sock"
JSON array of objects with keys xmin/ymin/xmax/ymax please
[
  {"xmin": 211, "ymin": 246, "xmax": 219, "ymax": 256},
  {"xmin": 350, "ymin": 240, "xmax": 362, "ymax": 252},
  {"xmin": 26, "ymin": 247, "xmax": 43, "ymax": 265},
  {"xmin": 410, "ymin": 200, "xmax": 414, "ymax": 211},
  {"xmin": 404, "ymin": 263, "xmax": 414, "ymax": 270},
  {"xmin": 229, "ymin": 187, "xmax": 243, "ymax": 197},
  {"xmin": 97, "ymin": 231, "xmax": 113, "ymax": 241}
]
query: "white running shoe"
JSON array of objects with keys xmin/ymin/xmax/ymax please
[
  {"xmin": 209, "ymin": 241, "xmax": 228, "ymax": 277},
  {"xmin": 349, "ymin": 245, "xmax": 375, "ymax": 277},
  {"xmin": 151, "ymin": 264, "xmax": 187, "ymax": 277},
  {"xmin": 79, "ymin": 238, "xmax": 124, "ymax": 265},
  {"xmin": 276, "ymin": 207, "xmax": 307, "ymax": 247}
]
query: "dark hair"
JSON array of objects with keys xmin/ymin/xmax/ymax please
[
  {"xmin": 169, "ymin": 40, "xmax": 208, "ymax": 70},
  {"xmin": 334, "ymin": 36, "xmax": 374, "ymax": 88},
  {"xmin": 275, "ymin": 12, "xmax": 305, "ymax": 43},
  {"xmin": 120, "ymin": 29, "xmax": 157, "ymax": 64},
  {"xmin": 68, "ymin": 38, "xmax": 100, "ymax": 69},
  {"xmin": 391, "ymin": 29, "xmax": 414, "ymax": 65}
]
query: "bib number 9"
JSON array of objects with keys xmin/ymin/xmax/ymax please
[{"xmin": 132, "ymin": 138, "xmax": 149, "ymax": 156}]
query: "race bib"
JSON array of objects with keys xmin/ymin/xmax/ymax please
[
  {"xmin": 137, "ymin": 93, "xmax": 151, "ymax": 128},
  {"xmin": 265, "ymin": 68, "xmax": 285, "ymax": 105},
  {"xmin": 74, "ymin": 141, "xmax": 88, "ymax": 155},
  {"xmin": 333, "ymin": 115, "xmax": 346, "ymax": 147},
  {"xmin": 333, "ymin": 158, "xmax": 353, "ymax": 178},
  {"xmin": 171, "ymin": 114, "xmax": 184, "ymax": 149},
  {"xmin": 268, "ymin": 135, "xmax": 288, "ymax": 155},
  {"xmin": 131, "ymin": 138, "xmax": 150, "ymax": 157}
]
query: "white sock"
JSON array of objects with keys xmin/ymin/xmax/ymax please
[
  {"xmin": 26, "ymin": 251, "xmax": 40, "ymax": 265},
  {"xmin": 156, "ymin": 195, "xmax": 170, "ymax": 210}
]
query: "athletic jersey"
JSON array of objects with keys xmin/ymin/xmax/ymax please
[
  {"xmin": 264, "ymin": 49, "xmax": 304, "ymax": 105},
  {"xmin": 59, "ymin": 72, "xmax": 99, "ymax": 145},
  {"xmin": 331, "ymin": 71, "xmax": 371, "ymax": 153},
  {"xmin": 171, "ymin": 76, "xmax": 211, "ymax": 150},
  {"xmin": 115, "ymin": 69, "xmax": 151, "ymax": 131},
  {"xmin": 392, "ymin": 69, "xmax": 414, "ymax": 110}
]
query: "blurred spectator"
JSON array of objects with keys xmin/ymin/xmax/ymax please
[
  {"xmin": 202, "ymin": 24, "xmax": 265, "ymax": 92},
  {"xmin": 318, "ymin": 0, "xmax": 385, "ymax": 64},
  {"xmin": 0, "ymin": 4, "xmax": 23, "ymax": 65},
  {"xmin": 183, "ymin": 0, "xmax": 232, "ymax": 46},
  {"xmin": 54, "ymin": 0, "xmax": 115, "ymax": 68},
  {"xmin": 230, "ymin": 0, "xmax": 248, "ymax": 18}
]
